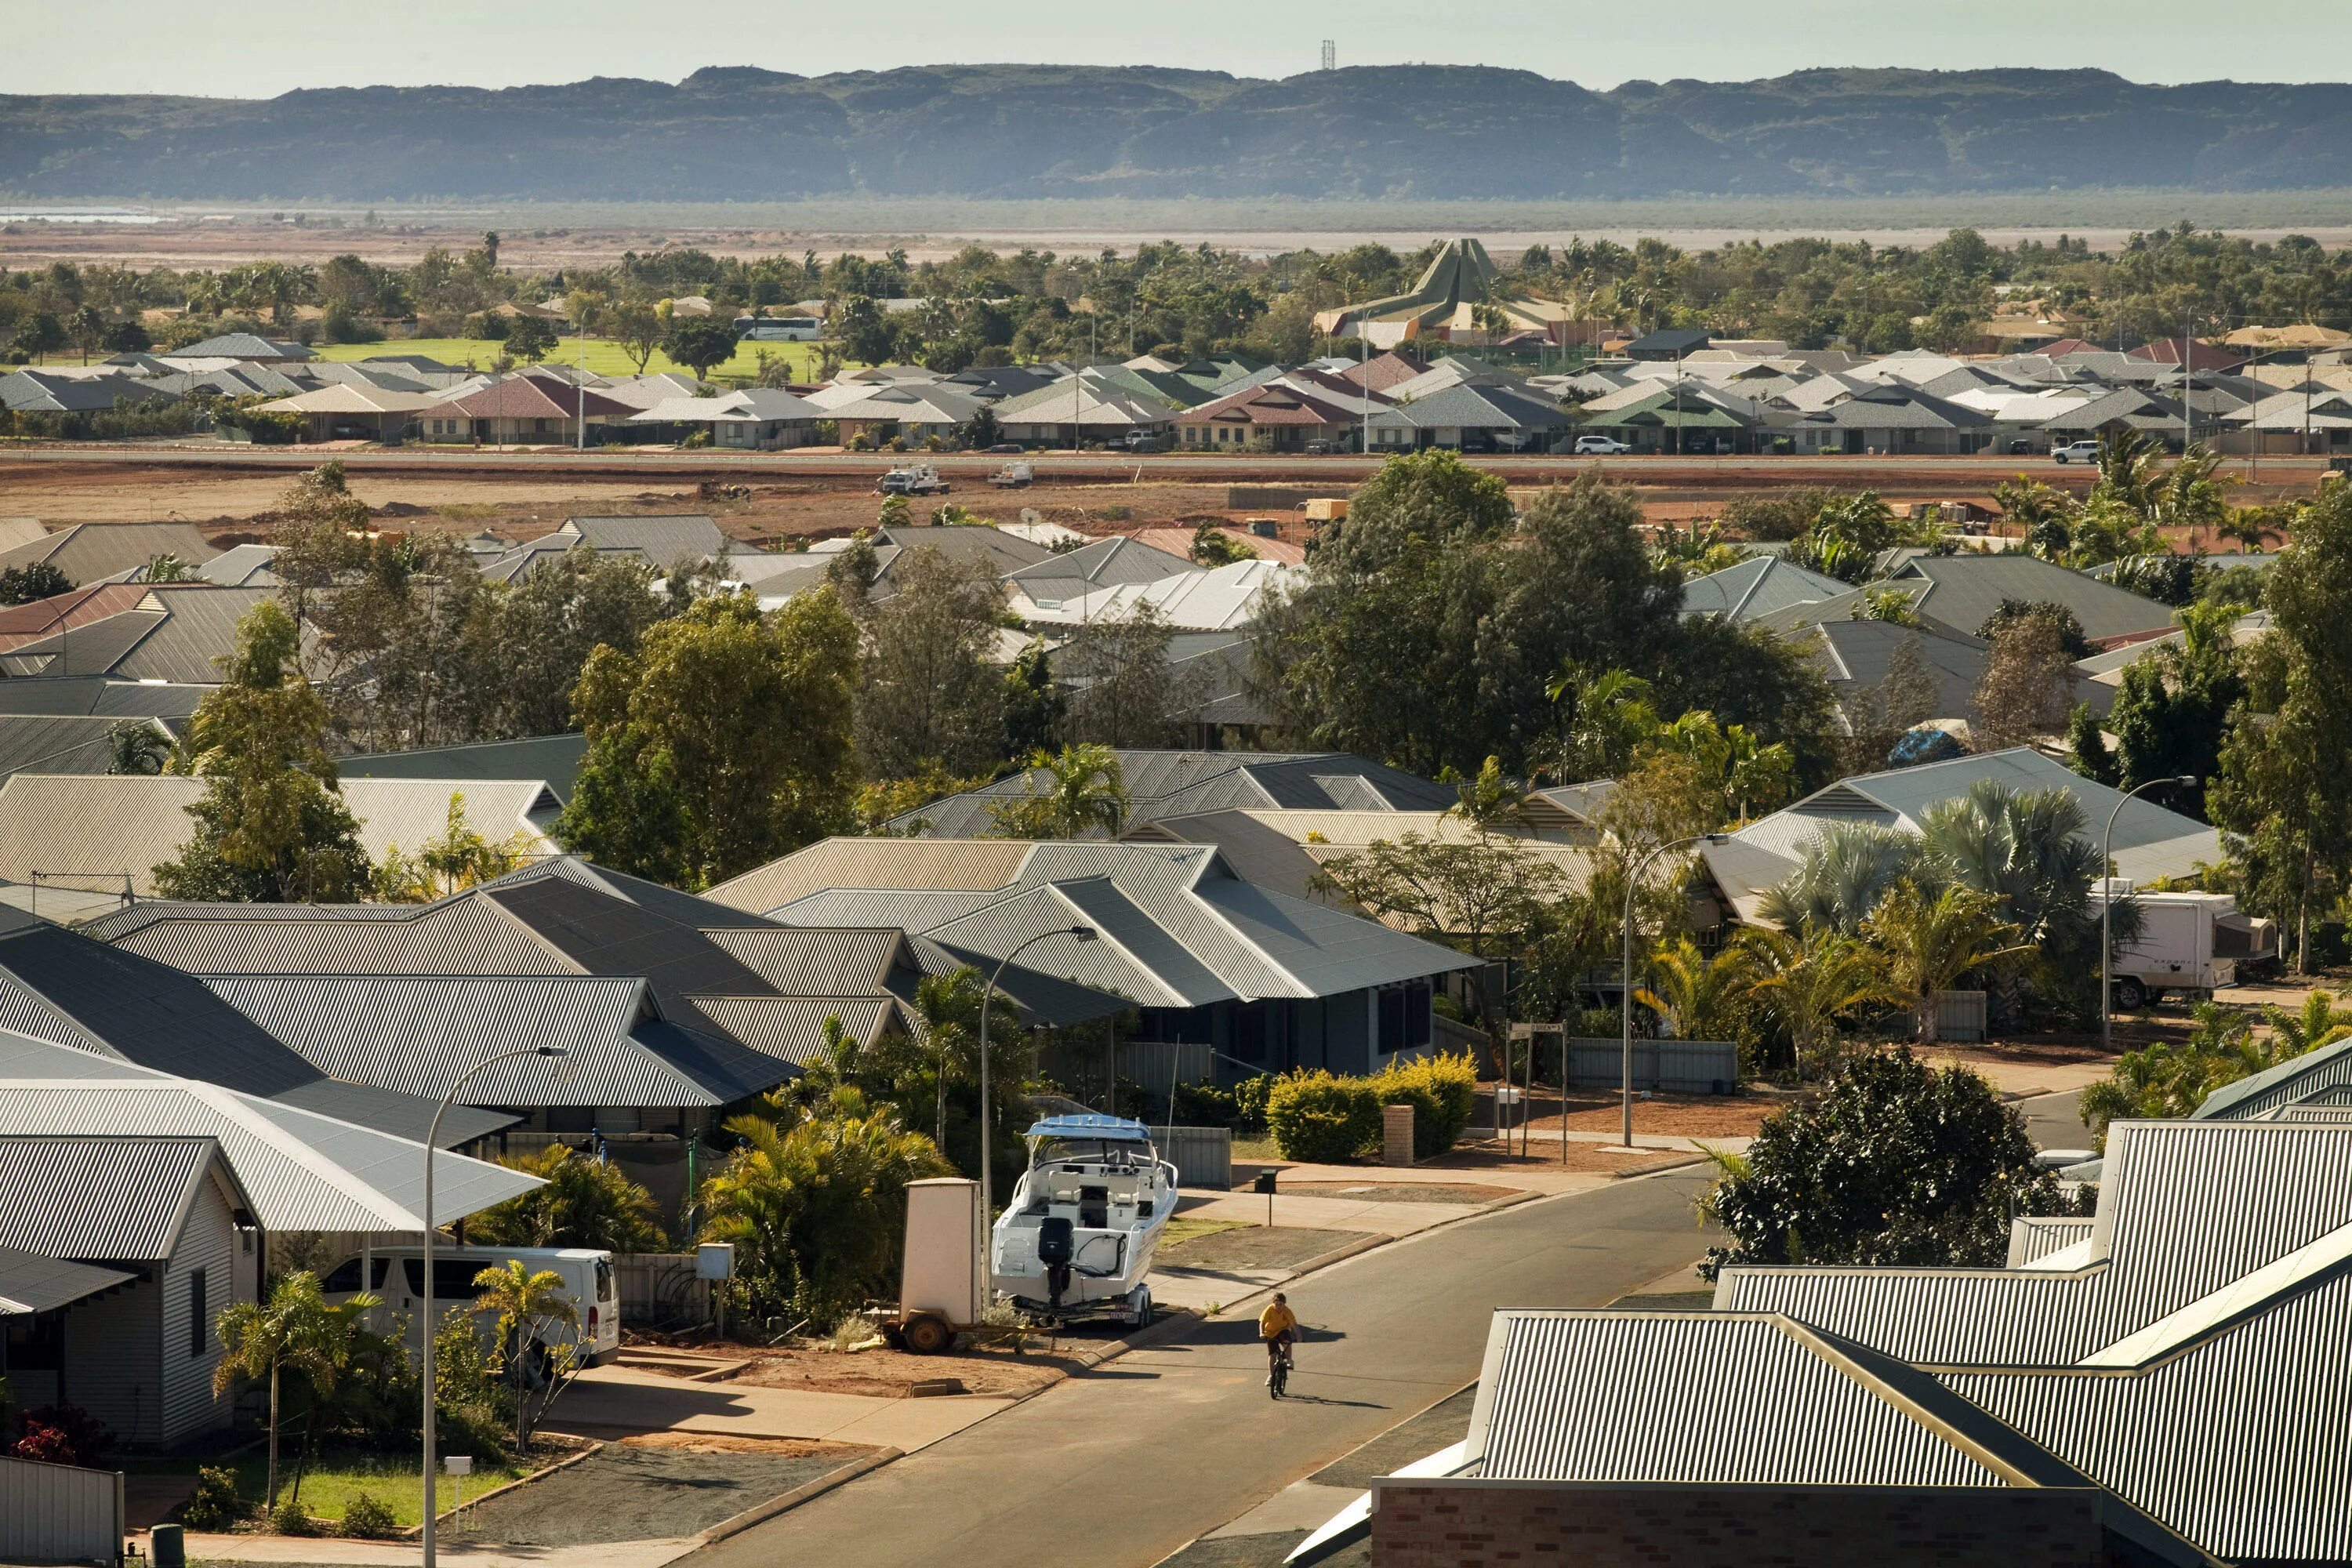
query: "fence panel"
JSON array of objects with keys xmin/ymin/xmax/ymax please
[
  {"xmin": 1153, "ymin": 1126, "xmax": 1232, "ymax": 1190},
  {"xmin": 0, "ymin": 1454, "xmax": 122, "ymax": 1566},
  {"xmin": 612, "ymin": 1251, "xmax": 710, "ymax": 1331},
  {"xmin": 1934, "ymin": 990, "xmax": 1988, "ymax": 1044},
  {"xmin": 1563, "ymin": 1040, "xmax": 1740, "ymax": 1094},
  {"xmin": 1119, "ymin": 1040, "xmax": 1212, "ymax": 1093}
]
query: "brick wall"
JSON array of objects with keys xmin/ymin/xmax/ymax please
[{"xmin": 1371, "ymin": 1481, "xmax": 2114, "ymax": 1568}]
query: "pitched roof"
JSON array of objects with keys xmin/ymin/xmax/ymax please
[
  {"xmin": 441, "ymin": 375, "xmax": 636, "ymax": 421},
  {"xmin": 0, "ymin": 1243, "xmax": 134, "ymax": 1315},
  {"xmin": 1014, "ymin": 557, "xmax": 1298, "ymax": 630},
  {"xmin": 0, "ymin": 523, "xmax": 219, "ymax": 585},
  {"xmin": 0, "ymin": 910, "xmax": 512, "ymax": 1145},
  {"xmin": 0, "ymin": 1030, "xmax": 538, "ymax": 1232},
  {"xmin": 0, "ymin": 774, "xmax": 558, "ymax": 895},
  {"xmin": 166, "ymin": 333, "xmax": 312, "ymax": 360},
  {"xmin": 862, "ymin": 749, "xmax": 1458, "ymax": 840},
  {"xmin": 2193, "ymin": 1033, "xmax": 2352, "ymax": 1122},
  {"xmin": 1678, "ymin": 556, "xmax": 1849, "ymax": 622},
  {"xmin": 557, "ymin": 514, "xmax": 726, "ymax": 564},
  {"xmin": 0, "ymin": 1134, "xmax": 230, "ymax": 1262},
  {"xmin": 1884, "ymin": 555, "xmax": 2176, "ymax": 644},
  {"xmin": 339, "ymin": 732, "xmax": 588, "ymax": 803},
  {"xmin": 1736, "ymin": 746, "xmax": 2220, "ymax": 884}
]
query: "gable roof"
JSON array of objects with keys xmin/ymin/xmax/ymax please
[
  {"xmin": 167, "ymin": 333, "xmax": 312, "ymax": 361},
  {"xmin": 338, "ymin": 732, "xmax": 589, "ymax": 803},
  {"xmin": 0, "ymin": 1243, "xmax": 135, "ymax": 1316},
  {"xmin": 2194, "ymin": 1033, "xmax": 2352, "ymax": 1122},
  {"xmin": 0, "ymin": 1134, "xmax": 234, "ymax": 1262},
  {"xmin": 0, "ymin": 523, "xmax": 219, "ymax": 585},
  {"xmin": 1678, "ymin": 556, "xmax": 1849, "ymax": 622},
  {"xmin": 557, "ymin": 514, "xmax": 726, "ymax": 564}
]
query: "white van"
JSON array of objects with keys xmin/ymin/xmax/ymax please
[{"xmin": 321, "ymin": 1246, "xmax": 620, "ymax": 1367}]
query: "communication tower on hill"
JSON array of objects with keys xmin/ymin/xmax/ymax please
[{"xmin": 1321, "ymin": 40, "xmax": 1336, "ymax": 72}]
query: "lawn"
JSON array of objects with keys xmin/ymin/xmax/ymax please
[
  {"xmin": 310, "ymin": 335, "xmax": 833, "ymax": 383},
  {"xmin": 125, "ymin": 1447, "xmax": 534, "ymax": 1530},
  {"xmin": 1161, "ymin": 1217, "xmax": 1247, "ymax": 1249}
]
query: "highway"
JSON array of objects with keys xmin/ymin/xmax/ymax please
[{"xmin": 688, "ymin": 1168, "xmax": 1714, "ymax": 1568}]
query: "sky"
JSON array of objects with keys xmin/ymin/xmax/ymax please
[{"xmin": 9, "ymin": 0, "xmax": 2352, "ymax": 96}]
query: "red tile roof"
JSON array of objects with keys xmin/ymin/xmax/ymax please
[{"xmin": 1175, "ymin": 383, "xmax": 1358, "ymax": 427}]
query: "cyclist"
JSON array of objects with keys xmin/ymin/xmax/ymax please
[{"xmin": 1259, "ymin": 1291, "xmax": 1298, "ymax": 1391}]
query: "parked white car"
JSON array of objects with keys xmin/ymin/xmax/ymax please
[
  {"xmin": 1573, "ymin": 434, "xmax": 1633, "ymax": 454},
  {"xmin": 2052, "ymin": 440, "xmax": 2101, "ymax": 463},
  {"xmin": 322, "ymin": 1245, "xmax": 621, "ymax": 1367}
]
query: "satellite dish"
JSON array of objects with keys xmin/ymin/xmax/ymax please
[{"xmin": 1020, "ymin": 507, "xmax": 1041, "ymax": 524}]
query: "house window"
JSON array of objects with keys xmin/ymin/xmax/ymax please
[{"xmin": 189, "ymin": 1267, "xmax": 208, "ymax": 1359}]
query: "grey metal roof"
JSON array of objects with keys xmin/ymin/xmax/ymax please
[
  {"xmin": 168, "ymin": 333, "xmax": 311, "ymax": 360},
  {"xmin": 200, "ymin": 975, "xmax": 789, "ymax": 1109},
  {"xmin": 557, "ymin": 514, "xmax": 727, "ymax": 564},
  {"xmin": 1472, "ymin": 1310, "xmax": 2035, "ymax": 1488},
  {"xmin": 96, "ymin": 895, "xmax": 570, "ymax": 975},
  {"xmin": 1885, "ymin": 555, "xmax": 2176, "ymax": 644},
  {"xmin": 0, "ymin": 913, "xmax": 512, "ymax": 1145},
  {"xmin": 701, "ymin": 927, "xmax": 902, "ymax": 995},
  {"xmin": 0, "ymin": 713, "xmax": 172, "ymax": 779},
  {"xmin": 2194, "ymin": 1033, "xmax": 2352, "ymax": 1121},
  {"xmin": 1678, "ymin": 556, "xmax": 1848, "ymax": 622},
  {"xmin": 0, "ymin": 1030, "xmax": 540, "ymax": 1232},
  {"xmin": 338, "ymin": 733, "xmax": 588, "ymax": 803},
  {"xmin": 0, "ymin": 1135, "xmax": 222, "ymax": 1261},
  {"xmin": 2006, "ymin": 1215, "xmax": 2098, "ymax": 1268},
  {"xmin": 0, "ymin": 1243, "xmax": 134, "ymax": 1315},
  {"xmin": 685, "ymin": 996, "xmax": 898, "ymax": 1066},
  {"xmin": 0, "ymin": 609, "xmax": 169, "ymax": 679},
  {"xmin": 1714, "ymin": 1119, "xmax": 2352, "ymax": 1367},
  {"xmin": 0, "ymin": 524, "xmax": 220, "ymax": 585},
  {"xmin": 1734, "ymin": 746, "xmax": 2221, "ymax": 886},
  {"xmin": 885, "ymin": 750, "xmax": 1456, "ymax": 837},
  {"xmin": 0, "ymin": 677, "xmax": 205, "ymax": 719},
  {"xmin": 1938, "ymin": 1269, "xmax": 2352, "ymax": 1564}
]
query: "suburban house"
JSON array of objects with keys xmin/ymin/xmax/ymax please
[
  {"xmin": 251, "ymin": 383, "xmax": 444, "ymax": 443},
  {"xmin": 163, "ymin": 334, "xmax": 314, "ymax": 364},
  {"xmin": 1878, "ymin": 554, "xmax": 2178, "ymax": 645},
  {"xmin": 0, "ymin": 1136, "xmax": 259, "ymax": 1447},
  {"xmin": 426, "ymin": 373, "xmax": 639, "ymax": 445},
  {"xmin": 1806, "ymin": 618, "xmax": 2115, "ymax": 724},
  {"xmin": 1730, "ymin": 747, "xmax": 2223, "ymax": 890},
  {"xmin": 991, "ymin": 375, "xmax": 1180, "ymax": 446},
  {"xmin": 703, "ymin": 838, "xmax": 1479, "ymax": 1078},
  {"xmin": 0, "ymin": 1029, "xmax": 539, "ymax": 1446},
  {"xmin": 801, "ymin": 380, "xmax": 984, "ymax": 445},
  {"xmin": 0, "ymin": 522, "xmax": 220, "ymax": 586},
  {"xmin": 1365, "ymin": 380, "xmax": 1574, "ymax": 453},
  {"xmin": 1676, "ymin": 556, "xmax": 1852, "ymax": 622},
  {"xmin": 1175, "ymin": 382, "xmax": 1364, "ymax": 452},
  {"xmin": 626, "ymin": 388, "xmax": 823, "ymax": 449}
]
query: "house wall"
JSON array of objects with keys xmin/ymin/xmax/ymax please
[
  {"xmin": 60, "ymin": 1268, "xmax": 158, "ymax": 1445},
  {"xmin": 157, "ymin": 1169, "xmax": 242, "ymax": 1442},
  {"xmin": 1371, "ymin": 1481, "xmax": 2118, "ymax": 1568}
]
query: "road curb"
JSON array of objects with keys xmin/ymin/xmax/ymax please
[{"xmin": 691, "ymin": 1446, "xmax": 905, "ymax": 1545}]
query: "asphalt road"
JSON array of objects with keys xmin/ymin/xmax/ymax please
[
  {"xmin": 690, "ymin": 1169, "xmax": 1714, "ymax": 1568},
  {"xmin": 2018, "ymin": 1087, "xmax": 2094, "ymax": 1155}
]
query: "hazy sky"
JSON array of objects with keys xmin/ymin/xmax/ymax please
[{"xmin": 9, "ymin": 0, "xmax": 2350, "ymax": 96}]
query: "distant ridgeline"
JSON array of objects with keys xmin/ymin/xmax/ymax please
[{"xmin": 9, "ymin": 65, "xmax": 2352, "ymax": 202}]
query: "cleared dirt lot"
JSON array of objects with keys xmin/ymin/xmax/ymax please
[{"xmin": 456, "ymin": 1439, "xmax": 867, "ymax": 1545}]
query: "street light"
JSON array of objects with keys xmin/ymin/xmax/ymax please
[
  {"xmin": 1621, "ymin": 833, "xmax": 1728, "ymax": 1148},
  {"xmin": 422, "ymin": 1045, "xmax": 568, "ymax": 1568},
  {"xmin": 977, "ymin": 926, "xmax": 1098, "ymax": 1298},
  {"xmin": 2101, "ymin": 776, "xmax": 2197, "ymax": 1054}
]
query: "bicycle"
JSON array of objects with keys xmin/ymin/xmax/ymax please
[{"xmin": 1267, "ymin": 1335, "xmax": 1294, "ymax": 1399}]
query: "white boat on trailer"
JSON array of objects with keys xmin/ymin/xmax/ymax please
[{"xmin": 991, "ymin": 1113, "xmax": 1178, "ymax": 1327}]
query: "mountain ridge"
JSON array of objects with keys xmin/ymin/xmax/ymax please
[{"xmin": 6, "ymin": 64, "xmax": 2350, "ymax": 203}]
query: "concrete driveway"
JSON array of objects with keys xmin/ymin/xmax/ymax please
[{"xmin": 546, "ymin": 1365, "xmax": 1012, "ymax": 1452}]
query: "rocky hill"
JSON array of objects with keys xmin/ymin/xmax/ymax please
[{"xmin": 6, "ymin": 64, "xmax": 2351, "ymax": 202}]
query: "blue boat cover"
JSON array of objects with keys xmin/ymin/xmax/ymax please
[{"xmin": 1025, "ymin": 1112, "xmax": 1152, "ymax": 1142}]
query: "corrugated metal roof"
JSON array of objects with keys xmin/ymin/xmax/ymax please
[
  {"xmin": 339, "ymin": 733, "xmax": 588, "ymax": 803},
  {"xmin": 702, "ymin": 927, "xmax": 902, "ymax": 995},
  {"xmin": 200, "ymin": 975, "xmax": 786, "ymax": 1109},
  {"xmin": 705, "ymin": 840, "xmax": 1029, "ymax": 915},
  {"xmin": 687, "ymin": 996, "xmax": 898, "ymax": 1066},
  {"xmin": 1886, "ymin": 556, "xmax": 2176, "ymax": 644},
  {"xmin": 0, "ymin": 1243, "xmax": 134, "ymax": 1315},
  {"xmin": 1715, "ymin": 1120, "xmax": 2352, "ymax": 1367},
  {"xmin": 1939, "ymin": 1270, "xmax": 2352, "ymax": 1563},
  {"xmin": 100, "ymin": 896, "xmax": 570, "ymax": 975},
  {"xmin": 1678, "ymin": 556, "xmax": 1849, "ymax": 622},
  {"xmin": 0, "ymin": 1135, "xmax": 217, "ymax": 1261},
  {"xmin": 558, "ymin": 514, "xmax": 726, "ymax": 564},
  {"xmin": 1474, "ymin": 1311, "xmax": 2020, "ymax": 1488},
  {"xmin": 2194, "ymin": 1033, "xmax": 2352, "ymax": 1120},
  {"xmin": 2007, "ymin": 1215, "xmax": 2099, "ymax": 1268},
  {"xmin": 0, "ymin": 1030, "xmax": 541, "ymax": 1232}
]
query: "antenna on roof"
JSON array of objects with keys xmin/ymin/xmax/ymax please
[{"xmin": 1321, "ymin": 39, "xmax": 1335, "ymax": 72}]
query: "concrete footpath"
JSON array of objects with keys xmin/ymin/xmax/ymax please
[
  {"xmin": 541, "ymin": 1365, "xmax": 1012, "ymax": 1451},
  {"xmin": 183, "ymin": 1537, "xmax": 694, "ymax": 1568}
]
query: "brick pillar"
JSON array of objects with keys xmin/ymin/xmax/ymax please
[{"xmin": 1383, "ymin": 1103, "xmax": 1416, "ymax": 1167}]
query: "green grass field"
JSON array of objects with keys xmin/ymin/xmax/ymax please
[
  {"xmin": 310, "ymin": 335, "xmax": 829, "ymax": 383},
  {"xmin": 123, "ymin": 1448, "xmax": 533, "ymax": 1530}
]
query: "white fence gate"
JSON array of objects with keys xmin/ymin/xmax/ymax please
[
  {"xmin": 1563, "ymin": 1040, "xmax": 1740, "ymax": 1094},
  {"xmin": 0, "ymin": 1455, "xmax": 122, "ymax": 1566}
]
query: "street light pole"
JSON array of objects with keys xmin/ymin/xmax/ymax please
[
  {"xmin": 1621, "ymin": 833, "xmax": 1727, "ymax": 1147},
  {"xmin": 976, "ymin": 925, "xmax": 1098, "ymax": 1300},
  {"xmin": 2101, "ymin": 777, "xmax": 2198, "ymax": 1055},
  {"xmin": 423, "ymin": 1045, "xmax": 568, "ymax": 1568}
]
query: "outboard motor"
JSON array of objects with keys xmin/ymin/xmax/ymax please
[{"xmin": 1037, "ymin": 1215, "xmax": 1074, "ymax": 1308}]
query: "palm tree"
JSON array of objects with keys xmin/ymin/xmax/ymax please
[
  {"xmin": 1756, "ymin": 822, "xmax": 1929, "ymax": 934},
  {"xmin": 106, "ymin": 719, "xmax": 172, "ymax": 775},
  {"xmin": 1916, "ymin": 779, "xmax": 2100, "ymax": 946},
  {"xmin": 1637, "ymin": 938, "xmax": 1753, "ymax": 1042},
  {"xmin": 2263, "ymin": 987, "xmax": 2352, "ymax": 1059},
  {"xmin": 1544, "ymin": 664, "xmax": 1657, "ymax": 780},
  {"xmin": 1863, "ymin": 881, "xmax": 2030, "ymax": 1043},
  {"xmin": 1739, "ymin": 926, "xmax": 1906, "ymax": 1079},
  {"xmin": 2090, "ymin": 429, "xmax": 2165, "ymax": 516},
  {"xmin": 2150, "ymin": 444, "xmax": 2231, "ymax": 548},
  {"xmin": 983, "ymin": 743, "xmax": 1130, "ymax": 838},
  {"xmin": 2216, "ymin": 506, "xmax": 2285, "ymax": 555},
  {"xmin": 212, "ymin": 1272, "xmax": 377, "ymax": 1508},
  {"xmin": 468, "ymin": 1259, "xmax": 579, "ymax": 1447}
]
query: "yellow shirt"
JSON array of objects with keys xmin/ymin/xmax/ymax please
[{"xmin": 1259, "ymin": 1301, "xmax": 1298, "ymax": 1341}]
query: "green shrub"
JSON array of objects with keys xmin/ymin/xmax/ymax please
[
  {"xmin": 1171, "ymin": 1078, "xmax": 1237, "ymax": 1127},
  {"xmin": 1231, "ymin": 1073, "xmax": 1275, "ymax": 1134},
  {"xmin": 180, "ymin": 1466, "xmax": 244, "ymax": 1529},
  {"xmin": 1370, "ymin": 1051, "xmax": 1479, "ymax": 1158},
  {"xmin": 1265, "ymin": 1071, "xmax": 1382, "ymax": 1163},
  {"xmin": 270, "ymin": 1497, "xmax": 320, "ymax": 1537},
  {"xmin": 339, "ymin": 1492, "xmax": 397, "ymax": 1540}
]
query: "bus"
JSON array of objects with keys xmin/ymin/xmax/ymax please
[{"xmin": 734, "ymin": 314, "xmax": 823, "ymax": 341}]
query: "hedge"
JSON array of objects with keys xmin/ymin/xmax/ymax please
[{"xmin": 1265, "ymin": 1053, "xmax": 1479, "ymax": 1163}]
